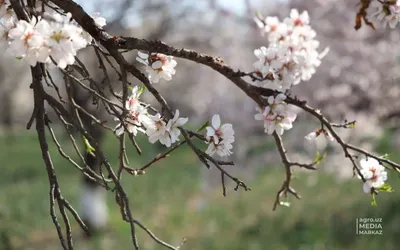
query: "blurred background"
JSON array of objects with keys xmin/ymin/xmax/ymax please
[{"xmin": 1, "ymin": 0, "xmax": 400, "ymax": 249}]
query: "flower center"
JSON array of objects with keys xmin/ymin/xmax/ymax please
[
  {"xmin": 369, "ymin": 167, "xmax": 378, "ymax": 181},
  {"xmin": 51, "ymin": 31, "xmax": 69, "ymax": 43},
  {"xmin": 150, "ymin": 54, "xmax": 167, "ymax": 71},
  {"xmin": 129, "ymin": 111, "xmax": 139, "ymax": 122},
  {"xmin": 265, "ymin": 114, "xmax": 275, "ymax": 121},
  {"xmin": 128, "ymin": 97, "xmax": 137, "ymax": 107},
  {"xmin": 294, "ymin": 18, "xmax": 303, "ymax": 26},
  {"xmin": 24, "ymin": 32, "xmax": 34, "ymax": 45},
  {"xmin": 155, "ymin": 120, "xmax": 164, "ymax": 130}
]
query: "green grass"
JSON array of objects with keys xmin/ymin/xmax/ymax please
[{"xmin": 0, "ymin": 129, "xmax": 399, "ymax": 250}]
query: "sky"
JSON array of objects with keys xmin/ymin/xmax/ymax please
[
  {"xmin": 74, "ymin": 0, "xmax": 289, "ymax": 29},
  {"xmin": 75, "ymin": 0, "xmax": 268, "ymax": 24}
]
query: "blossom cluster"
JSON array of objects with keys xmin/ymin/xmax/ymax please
[
  {"xmin": 134, "ymin": 51, "xmax": 235, "ymax": 157},
  {"xmin": 254, "ymin": 94, "xmax": 296, "ymax": 136},
  {"xmin": 114, "ymin": 87, "xmax": 236, "ymax": 157},
  {"xmin": 358, "ymin": 158, "xmax": 388, "ymax": 194},
  {"xmin": 251, "ymin": 10, "xmax": 327, "ymax": 136},
  {"xmin": 136, "ymin": 51, "xmax": 177, "ymax": 83},
  {"xmin": 253, "ymin": 9, "xmax": 328, "ymax": 92},
  {"xmin": 114, "ymin": 86, "xmax": 188, "ymax": 147},
  {"xmin": 372, "ymin": 0, "xmax": 400, "ymax": 29},
  {"xmin": 205, "ymin": 114, "xmax": 235, "ymax": 157},
  {"xmin": 0, "ymin": 1, "xmax": 105, "ymax": 68}
]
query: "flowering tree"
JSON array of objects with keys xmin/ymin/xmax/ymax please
[{"xmin": 2, "ymin": 0, "xmax": 400, "ymax": 249}]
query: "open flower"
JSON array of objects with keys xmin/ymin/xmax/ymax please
[
  {"xmin": 285, "ymin": 9, "xmax": 310, "ymax": 27},
  {"xmin": 136, "ymin": 51, "xmax": 177, "ymax": 83},
  {"xmin": 205, "ymin": 140, "xmax": 234, "ymax": 157},
  {"xmin": 205, "ymin": 114, "xmax": 235, "ymax": 157},
  {"xmin": 255, "ymin": 94, "xmax": 297, "ymax": 135},
  {"xmin": 145, "ymin": 113, "xmax": 171, "ymax": 147},
  {"xmin": 358, "ymin": 158, "xmax": 388, "ymax": 193},
  {"xmin": 114, "ymin": 86, "xmax": 149, "ymax": 136},
  {"xmin": 166, "ymin": 110, "xmax": 188, "ymax": 144},
  {"xmin": 38, "ymin": 12, "xmax": 88, "ymax": 69},
  {"xmin": 206, "ymin": 114, "xmax": 234, "ymax": 144},
  {"xmin": 372, "ymin": 1, "xmax": 400, "ymax": 28},
  {"xmin": 7, "ymin": 16, "xmax": 50, "ymax": 65}
]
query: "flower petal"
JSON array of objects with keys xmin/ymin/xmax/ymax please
[
  {"xmin": 152, "ymin": 60, "xmax": 162, "ymax": 69},
  {"xmin": 175, "ymin": 117, "xmax": 188, "ymax": 127},
  {"xmin": 138, "ymin": 51, "xmax": 149, "ymax": 59},
  {"xmin": 363, "ymin": 182, "xmax": 371, "ymax": 194},
  {"xmin": 212, "ymin": 114, "xmax": 221, "ymax": 129}
]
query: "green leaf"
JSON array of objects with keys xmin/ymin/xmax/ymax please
[
  {"xmin": 381, "ymin": 153, "xmax": 390, "ymax": 159},
  {"xmin": 371, "ymin": 194, "xmax": 377, "ymax": 206},
  {"xmin": 136, "ymin": 84, "xmax": 146, "ymax": 97},
  {"xmin": 82, "ymin": 136, "xmax": 96, "ymax": 157},
  {"xmin": 313, "ymin": 151, "xmax": 327, "ymax": 165},
  {"xmin": 196, "ymin": 121, "xmax": 210, "ymax": 133},
  {"xmin": 128, "ymin": 84, "xmax": 147, "ymax": 97},
  {"xmin": 314, "ymin": 151, "xmax": 320, "ymax": 162},
  {"xmin": 377, "ymin": 183, "xmax": 394, "ymax": 192},
  {"xmin": 15, "ymin": 56, "xmax": 23, "ymax": 60},
  {"xmin": 348, "ymin": 122, "xmax": 355, "ymax": 129}
]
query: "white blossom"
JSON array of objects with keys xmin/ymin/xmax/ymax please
[
  {"xmin": 7, "ymin": 16, "xmax": 50, "ymax": 65},
  {"xmin": 372, "ymin": 1, "xmax": 400, "ymax": 29},
  {"xmin": 254, "ymin": 94, "xmax": 297, "ymax": 135},
  {"xmin": 166, "ymin": 110, "xmax": 188, "ymax": 144},
  {"xmin": 1, "ymin": 3, "xmax": 16, "ymax": 27},
  {"xmin": 206, "ymin": 114, "xmax": 235, "ymax": 144},
  {"xmin": 305, "ymin": 129, "xmax": 334, "ymax": 142},
  {"xmin": 0, "ymin": 9, "xmax": 16, "ymax": 49},
  {"xmin": 136, "ymin": 51, "xmax": 177, "ymax": 83},
  {"xmin": 252, "ymin": 9, "xmax": 328, "ymax": 92},
  {"xmin": 205, "ymin": 141, "xmax": 234, "ymax": 157},
  {"xmin": 39, "ymin": 12, "xmax": 88, "ymax": 68},
  {"xmin": 0, "ymin": 9, "xmax": 106, "ymax": 68},
  {"xmin": 204, "ymin": 114, "xmax": 235, "ymax": 157},
  {"xmin": 285, "ymin": 9, "xmax": 310, "ymax": 27},
  {"xmin": 305, "ymin": 131, "xmax": 318, "ymax": 141},
  {"xmin": 358, "ymin": 158, "xmax": 388, "ymax": 193},
  {"xmin": 114, "ymin": 86, "xmax": 149, "ymax": 136},
  {"xmin": 253, "ymin": 15, "xmax": 287, "ymax": 40},
  {"xmin": 0, "ymin": 0, "xmax": 9, "ymax": 19},
  {"xmin": 145, "ymin": 113, "xmax": 171, "ymax": 147}
]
